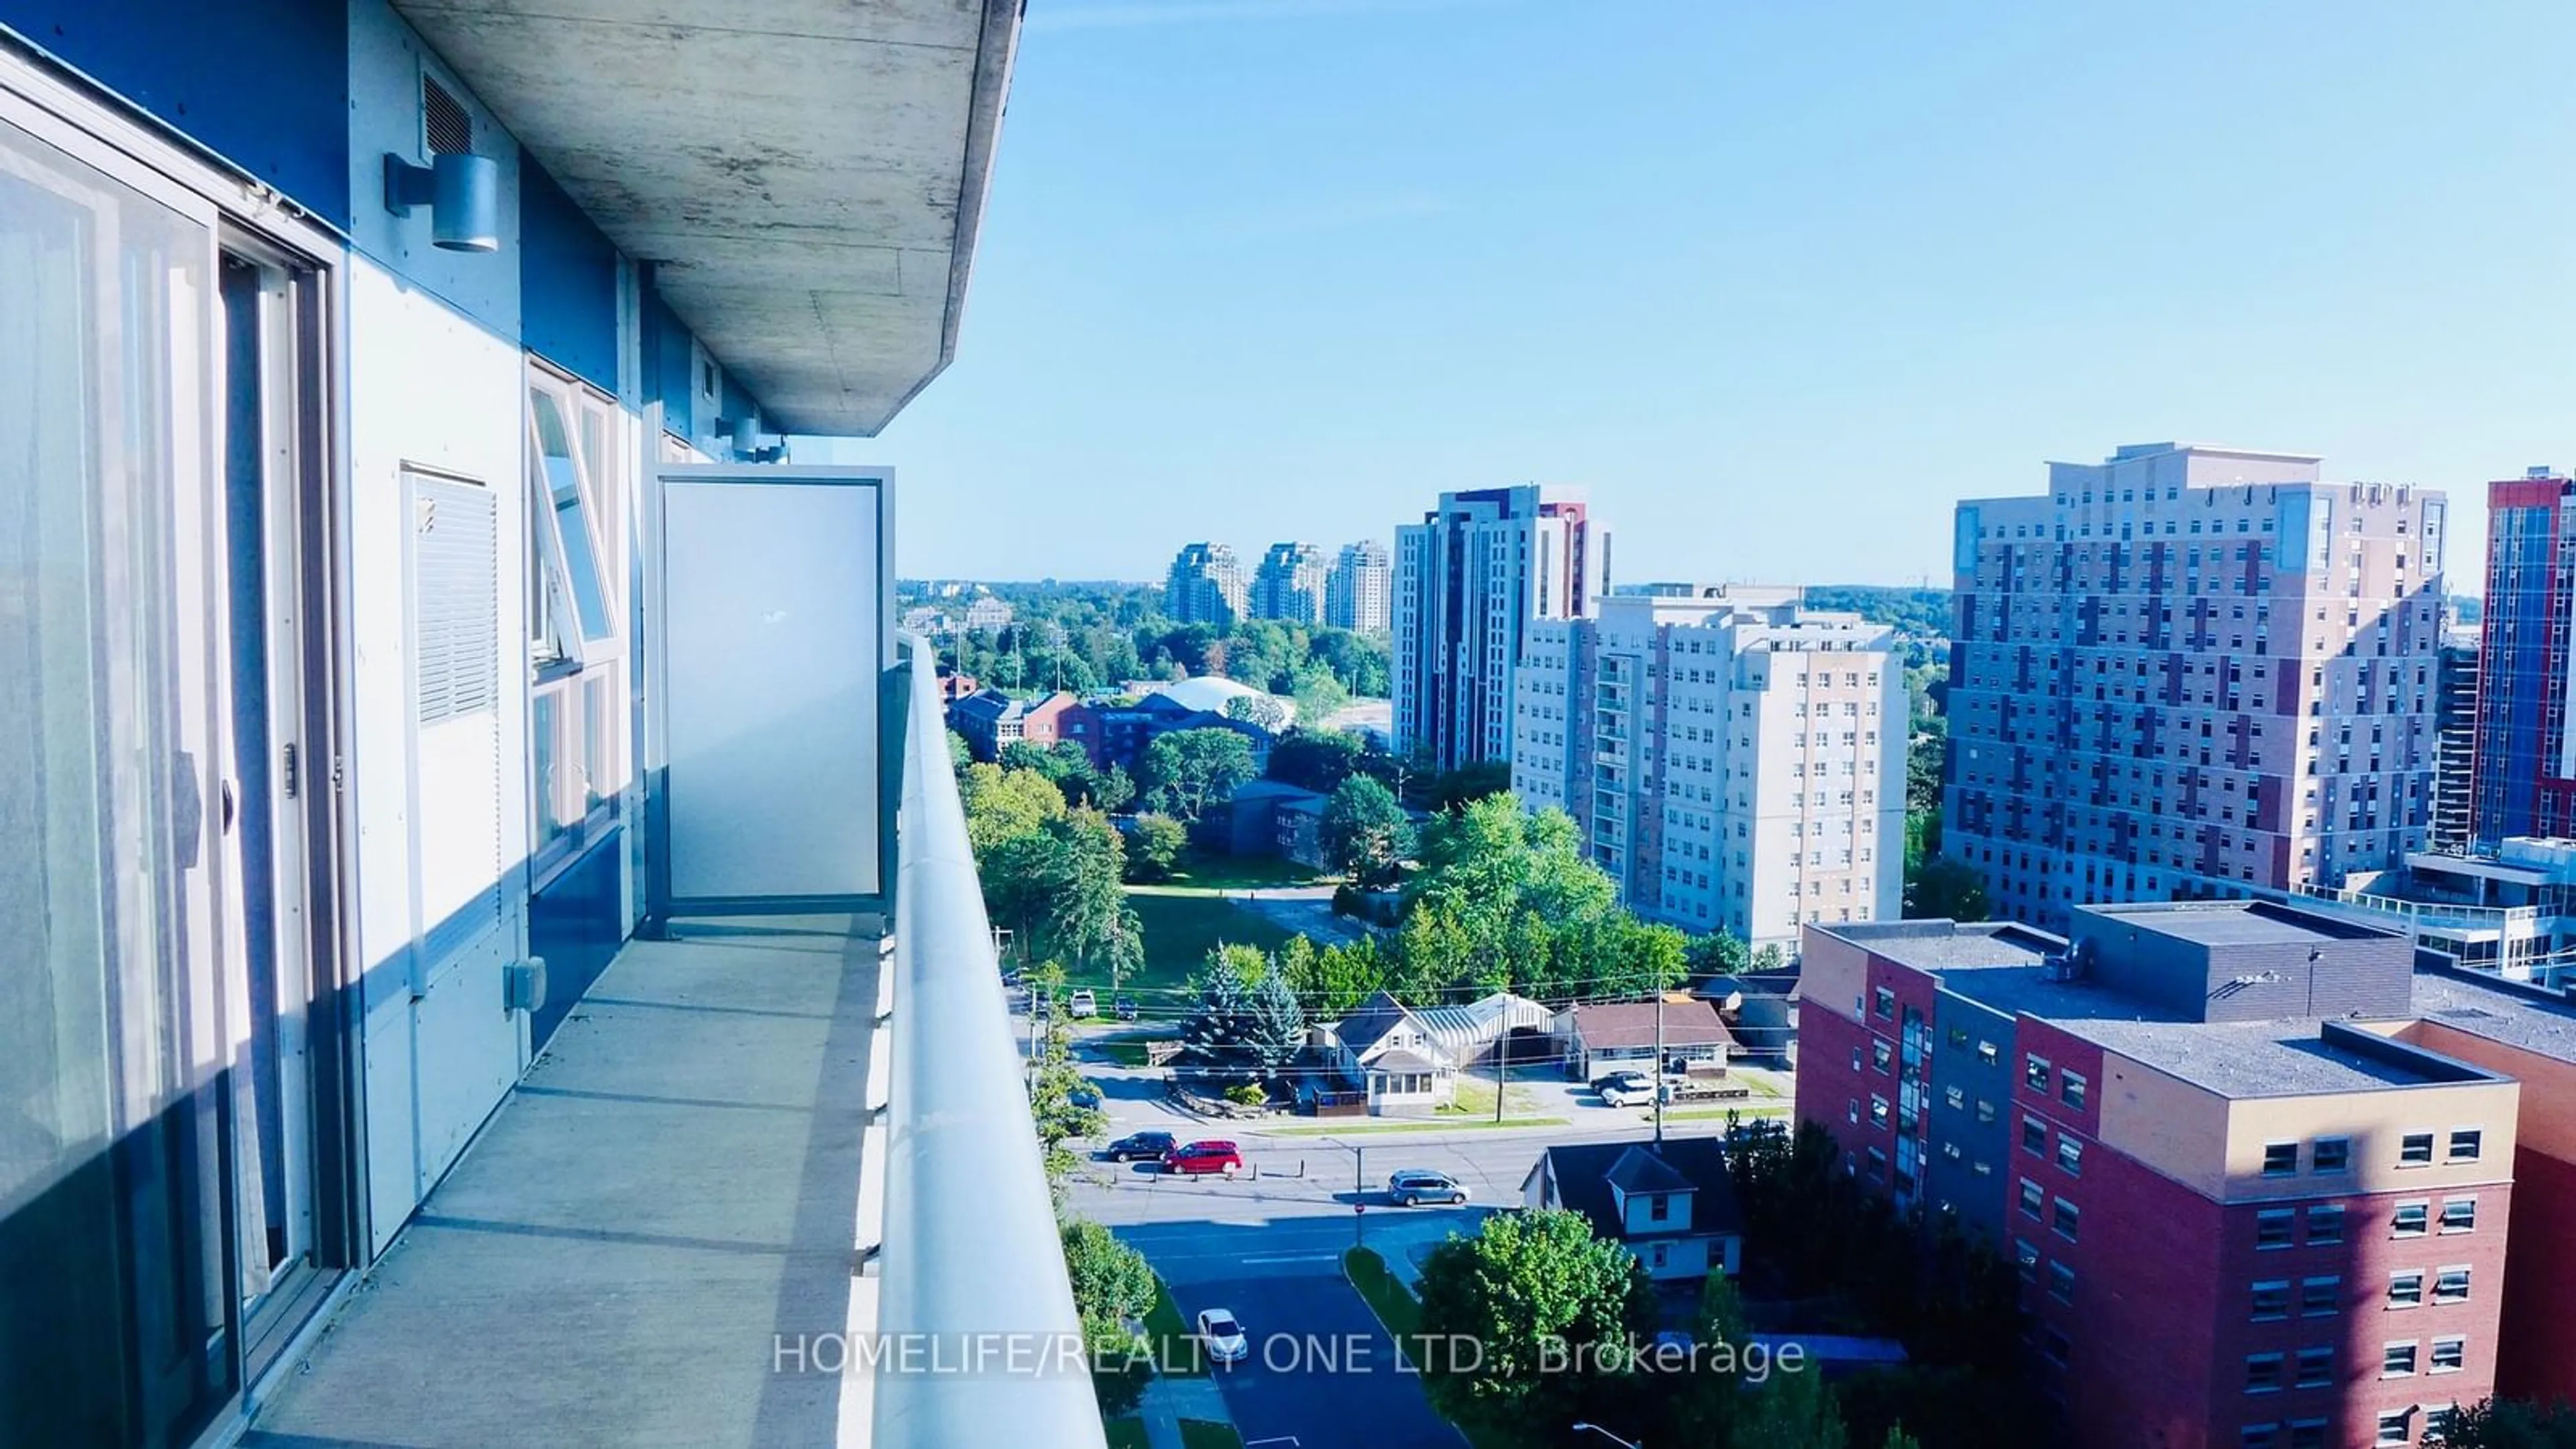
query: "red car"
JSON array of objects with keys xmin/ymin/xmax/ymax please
[{"xmin": 1161, "ymin": 1140, "xmax": 1243, "ymax": 1176}]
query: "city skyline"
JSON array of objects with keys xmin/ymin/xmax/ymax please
[{"xmin": 820, "ymin": 1, "xmax": 2576, "ymax": 588}]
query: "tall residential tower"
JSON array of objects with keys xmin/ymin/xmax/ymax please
[
  {"xmin": 1512, "ymin": 586, "xmax": 1905, "ymax": 950},
  {"xmin": 1164, "ymin": 541, "xmax": 1248, "ymax": 627},
  {"xmin": 2471, "ymin": 470, "xmax": 2576, "ymax": 845},
  {"xmin": 1945, "ymin": 444, "xmax": 2447, "ymax": 931},
  {"xmin": 1394, "ymin": 486, "xmax": 1608, "ymax": 771},
  {"xmin": 1326, "ymin": 538, "xmax": 1393, "ymax": 634},
  {"xmin": 1250, "ymin": 541, "xmax": 1328, "ymax": 625}
]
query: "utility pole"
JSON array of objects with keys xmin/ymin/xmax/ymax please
[
  {"xmin": 1495, "ymin": 1038, "xmax": 1507, "ymax": 1125},
  {"xmin": 1652, "ymin": 989, "xmax": 1666, "ymax": 1147},
  {"xmin": 1353, "ymin": 1142, "xmax": 1366, "ymax": 1249}
]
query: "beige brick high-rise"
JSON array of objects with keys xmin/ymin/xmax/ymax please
[{"xmin": 1945, "ymin": 443, "xmax": 2450, "ymax": 932}]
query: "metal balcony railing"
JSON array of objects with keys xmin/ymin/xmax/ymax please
[{"xmin": 873, "ymin": 636, "xmax": 1107, "ymax": 1446}]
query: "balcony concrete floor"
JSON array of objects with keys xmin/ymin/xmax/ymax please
[{"xmin": 246, "ymin": 918, "xmax": 882, "ymax": 1449}]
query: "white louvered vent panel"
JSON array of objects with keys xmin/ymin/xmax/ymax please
[{"xmin": 410, "ymin": 473, "xmax": 498, "ymax": 725}]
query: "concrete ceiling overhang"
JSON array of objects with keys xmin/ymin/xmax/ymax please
[{"xmin": 392, "ymin": 0, "xmax": 1022, "ymax": 436}]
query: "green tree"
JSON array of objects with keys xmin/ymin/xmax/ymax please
[
  {"xmin": 1882, "ymin": 1430, "xmax": 1926, "ymax": 1449},
  {"xmin": 1903, "ymin": 855, "xmax": 1989, "ymax": 923},
  {"xmin": 1320, "ymin": 775, "xmax": 1412, "ymax": 885},
  {"xmin": 1138, "ymin": 727, "xmax": 1258, "ymax": 821},
  {"xmin": 1413, "ymin": 1208, "xmax": 1657, "ymax": 1444},
  {"xmin": 2428, "ymin": 1399, "xmax": 2576, "ymax": 1448},
  {"xmin": 1289, "ymin": 663, "xmax": 1350, "ymax": 729},
  {"xmin": 1125, "ymin": 812, "xmax": 1188, "ymax": 883},
  {"xmin": 1027, "ymin": 811, "xmax": 1145, "ymax": 987},
  {"xmin": 946, "ymin": 728, "xmax": 973, "ymax": 773},
  {"xmin": 1267, "ymin": 727, "xmax": 1371, "ymax": 793},
  {"xmin": 1092, "ymin": 763, "xmax": 1136, "ymax": 814},
  {"xmin": 1278, "ymin": 935, "xmax": 1391, "ymax": 1018},
  {"xmin": 1180, "ymin": 951, "xmax": 1261, "ymax": 1065},
  {"xmin": 1223, "ymin": 692, "xmax": 1291, "ymax": 734},
  {"xmin": 960, "ymin": 761, "xmax": 1066, "ymax": 855},
  {"xmin": 1061, "ymin": 1217, "xmax": 1157, "ymax": 1325},
  {"xmin": 1241, "ymin": 968, "xmax": 1307, "ymax": 1076},
  {"xmin": 1688, "ymin": 930, "xmax": 1753, "ymax": 981},
  {"xmin": 1059, "ymin": 1214, "xmax": 1158, "ymax": 1417},
  {"xmin": 1735, "ymin": 1362, "xmax": 1850, "ymax": 1449}
]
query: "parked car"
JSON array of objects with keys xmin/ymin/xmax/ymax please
[
  {"xmin": 1114, "ymin": 996, "xmax": 1139, "ymax": 1022},
  {"xmin": 1590, "ymin": 1068, "xmax": 1652, "ymax": 1095},
  {"xmin": 1599, "ymin": 1079, "xmax": 1657, "ymax": 1109},
  {"xmin": 1104, "ymin": 1130, "xmax": 1176, "ymax": 1163},
  {"xmin": 1069, "ymin": 988, "xmax": 1097, "ymax": 1017},
  {"xmin": 1387, "ymin": 1169, "xmax": 1469, "ymax": 1207},
  {"xmin": 1195, "ymin": 1307, "xmax": 1250, "ymax": 1365},
  {"xmin": 1067, "ymin": 1082, "xmax": 1104, "ymax": 1112},
  {"xmin": 1162, "ymin": 1140, "xmax": 1244, "ymax": 1176}
]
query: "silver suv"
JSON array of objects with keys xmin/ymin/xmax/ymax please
[{"xmin": 1387, "ymin": 1169, "xmax": 1469, "ymax": 1207}]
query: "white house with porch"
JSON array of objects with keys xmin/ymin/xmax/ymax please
[{"xmin": 1311, "ymin": 990, "xmax": 1458, "ymax": 1114}]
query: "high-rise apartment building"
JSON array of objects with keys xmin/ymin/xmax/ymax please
[
  {"xmin": 1511, "ymin": 586, "xmax": 1904, "ymax": 949},
  {"xmin": 1250, "ymin": 541, "xmax": 1328, "ymax": 625},
  {"xmin": 1164, "ymin": 541, "xmax": 1247, "ymax": 627},
  {"xmin": 1801, "ymin": 902, "xmax": 2533, "ymax": 1449},
  {"xmin": 2471, "ymin": 471, "xmax": 2576, "ymax": 845},
  {"xmin": 2432, "ymin": 626, "xmax": 2480, "ymax": 854},
  {"xmin": 1394, "ymin": 486, "xmax": 1609, "ymax": 771},
  {"xmin": 1945, "ymin": 444, "xmax": 2449, "ymax": 932},
  {"xmin": 1326, "ymin": 538, "xmax": 1393, "ymax": 634}
]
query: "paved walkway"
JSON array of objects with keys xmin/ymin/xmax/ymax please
[
  {"xmin": 1139, "ymin": 1374, "xmax": 1234, "ymax": 1449},
  {"xmin": 245, "ymin": 918, "xmax": 882, "ymax": 1449}
]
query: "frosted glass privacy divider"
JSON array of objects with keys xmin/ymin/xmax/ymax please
[{"xmin": 648, "ymin": 465, "xmax": 894, "ymax": 915}]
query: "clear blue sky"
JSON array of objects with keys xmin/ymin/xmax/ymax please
[{"xmin": 829, "ymin": 0, "xmax": 2576, "ymax": 588}]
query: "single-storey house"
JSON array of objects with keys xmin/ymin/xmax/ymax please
[
  {"xmin": 1561, "ymin": 998, "xmax": 1736, "ymax": 1080},
  {"xmin": 1520, "ymin": 1137, "xmax": 1745, "ymax": 1281},
  {"xmin": 1310, "ymin": 989, "xmax": 1457, "ymax": 1114}
]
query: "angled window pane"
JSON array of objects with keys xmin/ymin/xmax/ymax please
[{"xmin": 531, "ymin": 388, "xmax": 612, "ymax": 641}]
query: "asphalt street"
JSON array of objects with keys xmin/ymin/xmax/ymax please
[{"xmin": 1130, "ymin": 1215, "xmax": 1472, "ymax": 1449}]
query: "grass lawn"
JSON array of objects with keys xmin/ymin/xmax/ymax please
[
  {"xmin": 1104, "ymin": 1419, "xmax": 1150, "ymax": 1449},
  {"xmin": 1144, "ymin": 1275, "xmax": 1205, "ymax": 1377},
  {"xmin": 1272, "ymin": 1116, "xmax": 1569, "ymax": 1137},
  {"xmin": 1163, "ymin": 855, "xmax": 1334, "ymax": 892},
  {"xmin": 1114, "ymin": 888, "xmax": 1296, "ymax": 994},
  {"xmin": 1089, "ymin": 1036, "xmax": 1179, "ymax": 1067},
  {"xmin": 1654, "ymin": 1103, "xmax": 1794, "ymax": 1124},
  {"xmin": 1178, "ymin": 1422, "xmax": 1245, "ymax": 1449},
  {"xmin": 1438, "ymin": 1077, "xmax": 1545, "ymax": 1118}
]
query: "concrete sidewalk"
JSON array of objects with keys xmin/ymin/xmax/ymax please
[
  {"xmin": 1139, "ymin": 1373, "xmax": 1234, "ymax": 1449},
  {"xmin": 246, "ymin": 918, "xmax": 882, "ymax": 1449}
]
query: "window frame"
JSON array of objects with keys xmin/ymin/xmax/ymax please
[{"xmin": 525, "ymin": 361, "xmax": 630, "ymax": 879}]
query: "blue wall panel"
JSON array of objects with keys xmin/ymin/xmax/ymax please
[
  {"xmin": 6, "ymin": 0, "xmax": 350, "ymax": 222},
  {"xmin": 646, "ymin": 284, "xmax": 696, "ymax": 439},
  {"xmin": 519, "ymin": 151, "xmax": 618, "ymax": 393},
  {"xmin": 529, "ymin": 828, "xmax": 626, "ymax": 1051}
]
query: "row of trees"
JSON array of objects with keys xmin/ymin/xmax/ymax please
[
  {"xmin": 1404, "ymin": 1205, "xmax": 1919, "ymax": 1449},
  {"xmin": 959, "ymin": 753, "xmax": 1148, "ymax": 987},
  {"xmin": 924, "ymin": 579, "xmax": 1391, "ymax": 707}
]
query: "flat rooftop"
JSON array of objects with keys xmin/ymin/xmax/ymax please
[
  {"xmin": 2410, "ymin": 969, "xmax": 2576, "ymax": 1067},
  {"xmin": 1949, "ymin": 967, "xmax": 2467, "ymax": 1099},
  {"xmin": 2083, "ymin": 899, "xmax": 2395, "ymax": 949},
  {"xmin": 1823, "ymin": 919, "xmax": 2063, "ymax": 976}
]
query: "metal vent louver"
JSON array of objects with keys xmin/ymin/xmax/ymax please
[
  {"xmin": 422, "ymin": 73, "xmax": 473, "ymax": 156},
  {"xmin": 409, "ymin": 472, "xmax": 498, "ymax": 724}
]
